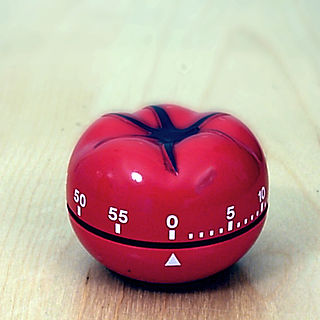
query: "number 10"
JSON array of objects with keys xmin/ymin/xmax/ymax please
[{"xmin": 258, "ymin": 186, "xmax": 266, "ymax": 203}]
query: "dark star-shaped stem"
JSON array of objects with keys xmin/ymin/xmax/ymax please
[{"xmin": 110, "ymin": 106, "xmax": 222, "ymax": 174}]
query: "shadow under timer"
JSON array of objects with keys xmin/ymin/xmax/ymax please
[{"xmin": 66, "ymin": 104, "xmax": 269, "ymax": 283}]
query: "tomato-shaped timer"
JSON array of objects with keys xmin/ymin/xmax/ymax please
[{"xmin": 66, "ymin": 104, "xmax": 268, "ymax": 283}]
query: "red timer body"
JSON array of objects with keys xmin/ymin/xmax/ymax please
[{"xmin": 66, "ymin": 104, "xmax": 268, "ymax": 283}]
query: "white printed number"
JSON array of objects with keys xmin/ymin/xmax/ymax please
[
  {"xmin": 258, "ymin": 186, "xmax": 266, "ymax": 203},
  {"xmin": 73, "ymin": 189, "xmax": 86, "ymax": 207},
  {"xmin": 226, "ymin": 205, "xmax": 236, "ymax": 220},
  {"xmin": 108, "ymin": 207, "xmax": 129, "ymax": 224},
  {"xmin": 166, "ymin": 215, "xmax": 179, "ymax": 229}
]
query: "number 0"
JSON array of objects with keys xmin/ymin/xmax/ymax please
[
  {"xmin": 79, "ymin": 194, "xmax": 86, "ymax": 207},
  {"xmin": 166, "ymin": 215, "xmax": 179, "ymax": 229}
]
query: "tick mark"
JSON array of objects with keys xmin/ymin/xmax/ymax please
[
  {"xmin": 169, "ymin": 230, "xmax": 176, "ymax": 240},
  {"xmin": 260, "ymin": 202, "xmax": 264, "ymax": 213},
  {"xmin": 227, "ymin": 221, "xmax": 233, "ymax": 231},
  {"xmin": 115, "ymin": 223, "xmax": 121, "ymax": 234}
]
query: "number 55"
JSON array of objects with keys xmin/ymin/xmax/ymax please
[{"xmin": 108, "ymin": 206, "xmax": 129, "ymax": 224}]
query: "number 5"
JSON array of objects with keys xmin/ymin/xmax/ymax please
[
  {"xmin": 118, "ymin": 210, "xmax": 128, "ymax": 224},
  {"xmin": 226, "ymin": 205, "xmax": 236, "ymax": 220},
  {"xmin": 73, "ymin": 189, "xmax": 80, "ymax": 203},
  {"xmin": 108, "ymin": 207, "xmax": 118, "ymax": 221}
]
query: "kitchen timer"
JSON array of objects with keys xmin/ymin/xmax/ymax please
[{"xmin": 66, "ymin": 104, "xmax": 268, "ymax": 283}]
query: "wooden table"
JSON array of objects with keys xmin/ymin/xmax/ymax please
[{"xmin": 1, "ymin": 1, "xmax": 319, "ymax": 319}]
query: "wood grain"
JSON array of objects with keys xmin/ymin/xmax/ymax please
[{"xmin": 0, "ymin": 0, "xmax": 320, "ymax": 319}]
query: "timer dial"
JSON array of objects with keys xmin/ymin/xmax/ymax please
[{"xmin": 67, "ymin": 104, "xmax": 268, "ymax": 283}]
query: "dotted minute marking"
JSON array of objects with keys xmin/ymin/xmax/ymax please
[{"xmin": 186, "ymin": 201, "xmax": 267, "ymax": 241}]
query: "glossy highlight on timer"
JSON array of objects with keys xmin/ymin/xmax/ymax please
[{"xmin": 66, "ymin": 104, "xmax": 269, "ymax": 283}]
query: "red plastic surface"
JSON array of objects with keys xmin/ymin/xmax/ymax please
[{"xmin": 66, "ymin": 104, "xmax": 269, "ymax": 283}]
